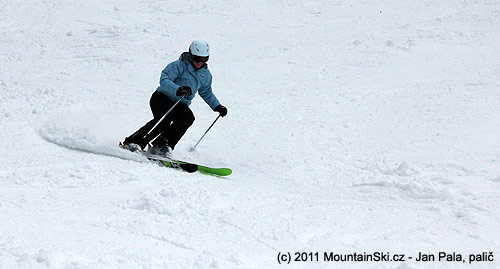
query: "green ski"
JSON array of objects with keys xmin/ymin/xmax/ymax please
[
  {"xmin": 119, "ymin": 143, "xmax": 232, "ymax": 176},
  {"xmin": 144, "ymin": 152, "xmax": 232, "ymax": 176},
  {"xmin": 149, "ymin": 158, "xmax": 198, "ymax": 173},
  {"xmin": 172, "ymin": 159, "xmax": 232, "ymax": 176}
]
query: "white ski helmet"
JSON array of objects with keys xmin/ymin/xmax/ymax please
[{"xmin": 189, "ymin": 40, "xmax": 210, "ymax": 57}]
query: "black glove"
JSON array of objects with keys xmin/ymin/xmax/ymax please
[
  {"xmin": 214, "ymin": 104, "xmax": 228, "ymax": 117},
  {"xmin": 176, "ymin": 86, "xmax": 192, "ymax": 96}
]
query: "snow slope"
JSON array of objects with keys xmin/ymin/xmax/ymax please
[{"xmin": 1, "ymin": 0, "xmax": 499, "ymax": 268}]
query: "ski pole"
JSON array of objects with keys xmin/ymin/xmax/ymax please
[
  {"xmin": 190, "ymin": 115, "xmax": 221, "ymax": 151},
  {"xmin": 142, "ymin": 95, "xmax": 185, "ymax": 143}
]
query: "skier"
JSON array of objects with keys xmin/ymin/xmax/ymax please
[{"xmin": 122, "ymin": 40, "xmax": 227, "ymax": 157}]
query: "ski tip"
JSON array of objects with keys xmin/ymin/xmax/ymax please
[
  {"xmin": 222, "ymin": 169, "xmax": 232, "ymax": 176},
  {"xmin": 198, "ymin": 167, "xmax": 232, "ymax": 177}
]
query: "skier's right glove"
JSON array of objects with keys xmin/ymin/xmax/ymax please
[{"xmin": 176, "ymin": 86, "xmax": 192, "ymax": 96}]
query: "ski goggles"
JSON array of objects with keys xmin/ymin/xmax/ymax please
[{"xmin": 192, "ymin": 55, "xmax": 209, "ymax": 63}]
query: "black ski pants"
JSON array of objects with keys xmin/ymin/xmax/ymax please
[{"xmin": 124, "ymin": 91, "xmax": 195, "ymax": 149}]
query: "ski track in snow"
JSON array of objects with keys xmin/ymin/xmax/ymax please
[{"xmin": 1, "ymin": 0, "xmax": 500, "ymax": 268}]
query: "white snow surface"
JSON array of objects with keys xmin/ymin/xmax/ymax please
[{"xmin": 1, "ymin": 0, "xmax": 500, "ymax": 268}]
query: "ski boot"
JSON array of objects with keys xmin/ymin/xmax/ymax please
[
  {"xmin": 147, "ymin": 144, "xmax": 172, "ymax": 158},
  {"xmin": 120, "ymin": 142, "xmax": 142, "ymax": 153}
]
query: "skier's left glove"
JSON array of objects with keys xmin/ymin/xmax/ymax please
[{"xmin": 214, "ymin": 104, "xmax": 228, "ymax": 117}]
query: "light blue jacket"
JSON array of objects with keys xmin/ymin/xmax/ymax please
[{"xmin": 156, "ymin": 52, "xmax": 221, "ymax": 110}]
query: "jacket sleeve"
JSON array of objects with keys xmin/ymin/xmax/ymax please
[
  {"xmin": 157, "ymin": 61, "xmax": 181, "ymax": 96},
  {"xmin": 198, "ymin": 75, "xmax": 221, "ymax": 110}
]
